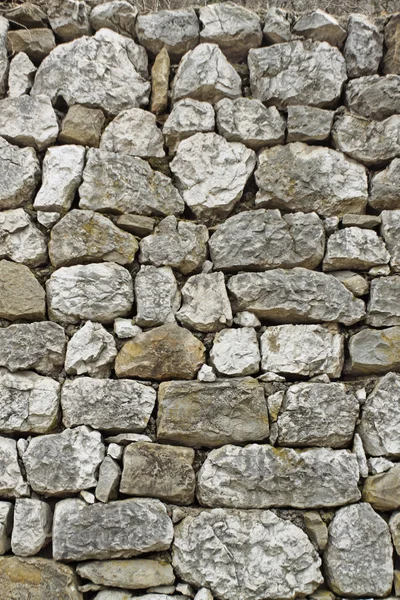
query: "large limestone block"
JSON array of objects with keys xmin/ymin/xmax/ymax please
[
  {"xmin": 163, "ymin": 98, "xmax": 215, "ymax": 153},
  {"xmin": 76, "ymin": 559, "xmax": 174, "ymax": 590},
  {"xmin": 100, "ymin": 108, "xmax": 164, "ymax": 158},
  {"xmin": 170, "ymin": 132, "xmax": 255, "ymax": 220},
  {"xmin": 52, "ymin": 498, "xmax": 173, "ymax": 560},
  {"xmin": 0, "ymin": 137, "xmax": 40, "ymax": 210},
  {"xmin": 11, "ymin": 498, "xmax": 52, "ymax": 557},
  {"xmin": 363, "ymin": 464, "xmax": 400, "ymax": 510},
  {"xmin": 47, "ymin": 0, "xmax": 91, "ymax": 41},
  {"xmin": 367, "ymin": 276, "xmax": 400, "ymax": 326},
  {"xmin": 381, "ymin": 209, "xmax": 400, "ymax": 269},
  {"xmin": 157, "ymin": 378, "xmax": 269, "ymax": 448},
  {"xmin": 0, "ymin": 208, "xmax": 47, "ymax": 267},
  {"xmin": 32, "ymin": 29, "xmax": 150, "ymax": 115},
  {"xmin": 277, "ymin": 382, "xmax": 359, "ymax": 448},
  {"xmin": 370, "ymin": 158, "xmax": 400, "ymax": 210},
  {"xmin": 255, "ymin": 142, "xmax": 368, "ymax": 217},
  {"xmin": 210, "ymin": 327, "xmax": 260, "ymax": 376},
  {"xmin": 228, "ymin": 268, "xmax": 365, "ymax": 325},
  {"xmin": 135, "ymin": 265, "xmax": 180, "ymax": 327},
  {"xmin": 248, "ymin": 40, "xmax": 346, "ymax": 108},
  {"xmin": 171, "ymin": 43, "xmax": 241, "ymax": 104},
  {"xmin": 0, "ymin": 260, "xmax": 45, "ymax": 321},
  {"xmin": 79, "ymin": 149, "xmax": 184, "ymax": 217},
  {"xmin": 292, "ymin": 9, "xmax": 346, "ymax": 46},
  {"xmin": 49, "ymin": 209, "xmax": 138, "ymax": 267},
  {"xmin": 173, "ymin": 509, "xmax": 323, "ymax": 600},
  {"xmin": 0, "ymin": 436, "xmax": 29, "ymax": 498},
  {"xmin": 61, "ymin": 377, "xmax": 156, "ymax": 432},
  {"xmin": 0, "ymin": 94, "xmax": 58, "ymax": 151},
  {"xmin": 323, "ymin": 227, "xmax": 389, "ymax": 271},
  {"xmin": 0, "ymin": 368, "xmax": 59, "ymax": 434},
  {"xmin": 324, "ymin": 503, "xmax": 393, "ymax": 597},
  {"xmin": 65, "ymin": 321, "xmax": 117, "ymax": 378},
  {"xmin": 90, "ymin": 1, "xmax": 138, "ymax": 38},
  {"xmin": 120, "ymin": 442, "xmax": 195, "ymax": 504},
  {"xmin": 22, "ymin": 425, "xmax": 105, "ymax": 496},
  {"xmin": 345, "ymin": 75, "xmax": 400, "ymax": 120},
  {"xmin": 347, "ymin": 327, "xmax": 400, "ymax": 375},
  {"xmin": 0, "ymin": 322, "xmax": 66, "ymax": 376},
  {"xmin": 384, "ymin": 13, "xmax": 400, "ymax": 74},
  {"xmin": 343, "ymin": 14, "xmax": 383, "ymax": 78},
  {"xmin": 46, "ymin": 262, "xmax": 133, "ymax": 324},
  {"xmin": 0, "ymin": 557, "xmax": 82, "ymax": 600},
  {"xmin": 209, "ymin": 209, "xmax": 324, "ymax": 271},
  {"xmin": 261, "ymin": 324, "xmax": 344, "ymax": 378},
  {"xmin": 197, "ymin": 445, "xmax": 360, "ymax": 508},
  {"xmin": 115, "ymin": 323, "xmax": 205, "ymax": 380}
]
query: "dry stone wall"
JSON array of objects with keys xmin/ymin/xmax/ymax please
[{"xmin": 1, "ymin": 1, "xmax": 400, "ymax": 599}]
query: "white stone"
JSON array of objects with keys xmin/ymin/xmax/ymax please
[
  {"xmin": 353, "ymin": 433, "xmax": 369, "ymax": 478},
  {"xmin": 370, "ymin": 158, "xmax": 400, "ymax": 210},
  {"xmin": 65, "ymin": 321, "xmax": 117, "ymax": 378},
  {"xmin": 347, "ymin": 326, "xmax": 400, "ymax": 375},
  {"xmin": 0, "ymin": 94, "xmax": 58, "ymax": 151},
  {"xmin": 194, "ymin": 589, "xmax": 213, "ymax": 600},
  {"xmin": 177, "ymin": 272, "xmax": 232, "ymax": 332},
  {"xmin": 367, "ymin": 276, "xmax": 400, "ymax": 327},
  {"xmin": 11, "ymin": 498, "xmax": 52, "ymax": 557},
  {"xmin": 163, "ymin": 99, "xmax": 215, "ymax": 153},
  {"xmin": 323, "ymin": 227, "xmax": 389, "ymax": 271},
  {"xmin": 100, "ymin": 108, "xmax": 164, "ymax": 158},
  {"xmin": 0, "ymin": 136, "xmax": 40, "ymax": 210},
  {"xmin": 369, "ymin": 457, "xmax": 394, "ymax": 474},
  {"xmin": 135, "ymin": 265, "xmax": 181, "ymax": 327},
  {"xmin": 0, "ymin": 436, "xmax": 29, "ymax": 498},
  {"xmin": 263, "ymin": 7, "xmax": 292, "ymax": 44},
  {"xmin": 0, "ymin": 17, "xmax": 8, "ymax": 98},
  {"xmin": 8, "ymin": 52, "xmax": 36, "ymax": 98},
  {"xmin": 233, "ymin": 311, "xmax": 261, "ymax": 328},
  {"xmin": 114, "ymin": 319, "xmax": 141, "ymax": 339},
  {"xmin": 36, "ymin": 211, "xmax": 60, "ymax": 229},
  {"xmin": 210, "ymin": 328, "xmax": 260, "ymax": 376},
  {"xmin": 197, "ymin": 364, "xmax": 216, "ymax": 382},
  {"xmin": 344, "ymin": 14, "xmax": 383, "ymax": 78},
  {"xmin": 0, "ymin": 502, "xmax": 12, "ymax": 554},
  {"xmin": 108, "ymin": 443, "xmax": 123, "ymax": 460},
  {"xmin": 0, "ymin": 208, "xmax": 47, "ymax": 267}
]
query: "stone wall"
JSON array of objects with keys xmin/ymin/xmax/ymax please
[{"xmin": 0, "ymin": 1, "xmax": 400, "ymax": 599}]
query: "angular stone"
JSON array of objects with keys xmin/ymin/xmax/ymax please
[
  {"xmin": 263, "ymin": 7, "xmax": 292, "ymax": 43},
  {"xmin": 32, "ymin": 29, "xmax": 149, "ymax": 115},
  {"xmin": 100, "ymin": 108, "xmax": 164, "ymax": 158},
  {"xmin": 47, "ymin": 0, "xmax": 91, "ymax": 41},
  {"xmin": 367, "ymin": 276, "xmax": 400, "ymax": 326},
  {"xmin": 381, "ymin": 209, "xmax": 400, "ymax": 270},
  {"xmin": 11, "ymin": 498, "xmax": 52, "ymax": 557},
  {"xmin": 95, "ymin": 456, "xmax": 121, "ymax": 503},
  {"xmin": 248, "ymin": 41, "xmax": 346, "ymax": 108},
  {"xmin": 228, "ymin": 268, "xmax": 365, "ymax": 325},
  {"xmin": 65, "ymin": 321, "xmax": 117, "ymax": 378},
  {"xmin": 209, "ymin": 209, "xmax": 324, "ymax": 272},
  {"xmin": 0, "ymin": 322, "xmax": 66, "ymax": 376},
  {"xmin": 173, "ymin": 509, "xmax": 323, "ymax": 600},
  {"xmin": 4, "ymin": 3, "xmax": 47, "ymax": 28},
  {"xmin": 234, "ymin": 311, "xmax": 261, "ymax": 328},
  {"xmin": 198, "ymin": 444, "xmax": 360, "ymax": 508},
  {"xmin": 261, "ymin": 324, "xmax": 344, "ymax": 378},
  {"xmin": 139, "ymin": 216, "xmax": 208, "ymax": 275},
  {"xmin": 7, "ymin": 29, "xmax": 56, "ymax": 63},
  {"xmin": 303, "ymin": 511, "xmax": 328, "ymax": 551},
  {"xmin": 135, "ymin": 266, "xmax": 180, "ymax": 327},
  {"xmin": 331, "ymin": 270, "xmax": 369, "ymax": 297},
  {"xmin": 77, "ymin": 559, "xmax": 174, "ymax": 590},
  {"xmin": 90, "ymin": 1, "xmax": 138, "ymax": 37},
  {"xmin": 369, "ymin": 457, "xmax": 394, "ymax": 475},
  {"xmin": 197, "ymin": 364, "xmax": 216, "ymax": 382},
  {"xmin": 136, "ymin": 9, "xmax": 199, "ymax": 62},
  {"xmin": 342, "ymin": 213, "xmax": 381, "ymax": 228},
  {"xmin": 177, "ymin": 272, "xmax": 233, "ymax": 332},
  {"xmin": 277, "ymin": 382, "xmax": 358, "ymax": 448},
  {"xmin": 172, "ymin": 43, "xmax": 241, "ymax": 104},
  {"xmin": 163, "ymin": 99, "xmax": 215, "ymax": 153},
  {"xmin": 61, "ymin": 377, "xmax": 155, "ymax": 432},
  {"xmin": 215, "ymin": 98, "xmax": 285, "ymax": 149},
  {"xmin": 151, "ymin": 48, "xmax": 170, "ymax": 115},
  {"xmin": 199, "ymin": 2, "xmax": 262, "ymax": 62},
  {"xmin": 345, "ymin": 75, "xmax": 400, "ymax": 121},
  {"xmin": 46, "ymin": 262, "xmax": 133, "ymax": 324},
  {"xmin": 120, "ymin": 442, "xmax": 195, "ymax": 504},
  {"xmin": 8, "ymin": 52, "xmax": 36, "ymax": 98},
  {"xmin": 157, "ymin": 377, "xmax": 269, "ymax": 448},
  {"xmin": 344, "ymin": 14, "xmax": 383, "ymax": 78},
  {"xmin": 390, "ymin": 511, "xmax": 400, "ymax": 554},
  {"xmin": 292, "ymin": 10, "xmax": 346, "ymax": 46},
  {"xmin": 115, "ymin": 323, "xmax": 205, "ymax": 380},
  {"xmin": 363, "ymin": 463, "xmax": 400, "ymax": 510},
  {"xmin": 347, "ymin": 327, "xmax": 400, "ymax": 375},
  {"xmin": 323, "ymin": 227, "xmax": 389, "ymax": 271},
  {"xmin": 255, "ymin": 142, "xmax": 368, "ymax": 217},
  {"xmin": 0, "ymin": 368, "xmax": 59, "ymax": 434},
  {"xmin": 0, "ymin": 208, "xmax": 47, "ymax": 267},
  {"xmin": 370, "ymin": 157, "xmax": 400, "ymax": 210},
  {"xmin": 114, "ymin": 319, "xmax": 141, "ymax": 339},
  {"xmin": 0, "ymin": 137, "xmax": 40, "ymax": 210},
  {"xmin": 118, "ymin": 214, "xmax": 155, "ymax": 237},
  {"xmin": 0, "ymin": 260, "xmax": 45, "ymax": 321},
  {"xmin": 22, "ymin": 425, "xmax": 105, "ymax": 496},
  {"xmin": 210, "ymin": 327, "xmax": 260, "ymax": 376},
  {"xmin": 0, "ymin": 436, "xmax": 29, "ymax": 498},
  {"xmin": 0, "ymin": 501, "xmax": 12, "ymax": 555},
  {"xmin": 287, "ymin": 105, "xmax": 334, "ymax": 143},
  {"xmin": 0, "ymin": 557, "xmax": 82, "ymax": 599},
  {"xmin": 59, "ymin": 105, "xmax": 105, "ymax": 147},
  {"xmin": 0, "ymin": 94, "xmax": 58, "ymax": 151},
  {"xmin": 384, "ymin": 13, "xmax": 400, "ymax": 74},
  {"xmin": 53, "ymin": 497, "xmax": 173, "ymax": 560},
  {"xmin": 49, "ymin": 209, "xmax": 138, "ymax": 267},
  {"xmin": 79, "ymin": 149, "xmax": 184, "ymax": 217}
]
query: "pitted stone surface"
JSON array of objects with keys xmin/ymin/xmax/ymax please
[
  {"xmin": 0, "ymin": 95, "xmax": 58, "ymax": 151},
  {"xmin": 0, "ymin": 137, "xmax": 40, "ymax": 211},
  {"xmin": 163, "ymin": 99, "xmax": 215, "ymax": 153},
  {"xmin": 65, "ymin": 321, "xmax": 117, "ymax": 378},
  {"xmin": 381, "ymin": 209, "xmax": 400, "ymax": 270},
  {"xmin": 347, "ymin": 327, "xmax": 400, "ymax": 375},
  {"xmin": 323, "ymin": 227, "xmax": 389, "ymax": 271},
  {"xmin": 76, "ymin": 558, "xmax": 174, "ymax": 590},
  {"xmin": 100, "ymin": 108, "xmax": 164, "ymax": 158},
  {"xmin": 135, "ymin": 265, "xmax": 180, "ymax": 327},
  {"xmin": 286, "ymin": 105, "xmax": 334, "ymax": 143},
  {"xmin": 0, "ymin": 208, "xmax": 47, "ymax": 267},
  {"xmin": 367, "ymin": 276, "xmax": 400, "ymax": 326},
  {"xmin": 11, "ymin": 498, "xmax": 52, "ymax": 557},
  {"xmin": 370, "ymin": 158, "xmax": 400, "ymax": 210},
  {"xmin": 210, "ymin": 327, "xmax": 260, "ymax": 376},
  {"xmin": 343, "ymin": 14, "xmax": 383, "ymax": 78},
  {"xmin": 345, "ymin": 75, "xmax": 400, "ymax": 120},
  {"xmin": 0, "ymin": 436, "xmax": 29, "ymax": 498}
]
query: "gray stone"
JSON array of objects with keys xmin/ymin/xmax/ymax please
[
  {"xmin": 344, "ymin": 14, "xmax": 383, "ymax": 78},
  {"xmin": 105, "ymin": 433, "xmax": 152, "ymax": 445},
  {"xmin": 345, "ymin": 74, "xmax": 400, "ymax": 120},
  {"xmin": 163, "ymin": 99, "xmax": 215, "ymax": 153},
  {"xmin": 114, "ymin": 319, "xmax": 141, "ymax": 339},
  {"xmin": 234, "ymin": 311, "xmax": 261, "ymax": 327},
  {"xmin": 292, "ymin": 10, "xmax": 346, "ymax": 46},
  {"xmin": 0, "ymin": 17, "xmax": 7, "ymax": 98},
  {"xmin": 120, "ymin": 442, "xmax": 195, "ymax": 504},
  {"xmin": 171, "ymin": 43, "xmax": 241, "ymax": 104},
  {"xmin": 0, "ymin": 208, "xmax": 47, "ymax": 267},
  {"xmin": 173, "ymin": 509, "xmax": 323, "ymax": 600},
  {"xmin": 277, "ymin": 382, "xmax": 359, "ymax": 448},
  {"xmin": 210, "ymin": 327, "xmax": 260, "ymax": 376},
  {"xmin": 90, "ymin": 1, "xmax": 138, "ymax": 37},
  {"xmin": 100, "ymin": 108, "xmax": 164, "ymax": 158},
  {"xmin": 7, "ymin": 28, "xmax": 56, "ymax": 63},
  {"xmin": 65, "ymin": 321, "xmax": 117, "ymax": 378},
  {"xmin": 287, "ymin": 105, "xmax": 334, "ymax": 143},
  {"xmin": 260, "ymin": 324, "xmax": 344, "ymax": 378},
  {"xmin": 0, "ymin": 368, "xmax": 60, "ymax": 434},
  {"xmin": 323, "ymin": 227, "xmax": 389, "ymax": 271},
  {"xmin": 0, "ymin": 136, "xmax": 40, "ymax": 210},
  {"xmin": 390, "ymin": 511, "xmax": 400, "ymax": 554},
  {"xmin": 11, "ymin": 499, "xmax": 52, "ymax": 557},
  {"xmin": 0, "ymin": 94, "xmax": 58, "ymax": 151},
  {"xmin": 177, "ymin": 272, "xmax": 233, "ymax": 332},
  {"xmin": 384, "ymin": 13, "xmax": 400, "ymax": 75},
  {"xmin": 79, "ymin": 149, "xmax": 184, "ymax": 217},
  {"xmin": 370, "ymin": 158, "xmax": 400, "ymax": 210},
  {"xmin": 49, "ymin": 209, "xmax": 138, "ymax": 267},
  {"xmin": 209, "ymin": 209, "xmax": 324, "ymax": 271},
  {"xmin": 353, "ymin": 433, "xmax": 368, "ymax": 477},
  {"xmin": 59, "ymin": 105, "xmax": 105, "ymax": 147},
  {"xmin": 330, "ymin": 270, "xmax": 369, "ymax": 296},
  {"xmin": 95, "ymin": 456, "xmax": 121, "ymax": 503},
  {"xmin": 342, "ymin": 213, "xmax": 381, "ymax": 228},
  {"xmin": 47, "ymin": 0, "xmax": 91, "ymax": 41},
  {"xmin": 46, "ymin": 262, "xmax": 133, "ymax": 324},
  {"xmin": 61, "ymin": 377, "xmax": 156, "ymax": 432},
  {"xmin": 197, "ymin": 444, "xmax": 360, "ymax": 508},
  {"xmin": 4, "ymin": 3, "xmax": 47, "ymax": 29},
  {"xmin": 248, "ymin": 40, "xmax": 346, "ymax": 108},
  {"xmin": 0, "ymin": 260, "xmax": 46, "ymax": 321},
  {"xmin": 77, "ymin": 559, "xmax": 174, "ymax": 590},
  {"xmin": 381, "ymin": 209, "xmax": 400, "ymax": 270},
  {"xmin": 32, "ymin": 29, "xmax": 150, "ymax": 116},
  {"xmin": 303, "ymin": 511, "xmax": 328, "ymax": 552},
  {"xmin": 263, "ymin": 7, "xmax": 293, "ymax": 44},
  {"xmin": 199, "ymin": 2, "xmax": 262, "ymax": 62},
  {"xmin": 171, "ymin": 132, "xmax": 255, "ymax": 220},
  {"xmin": 135, "ymin": 265, "xmax": 180, "ymax": 327},
  {"xmin": 255, "ymin": 142, "xmax": 368, "ymax": 217},
  {"xmin": 0, "ymin": 436, "xmax": 29, "ymax": 498},
  {"xmin": 0, "ymin": 502, "xmax": 12, "ymax": 555},
  {"xmin": 228, "ymin": 268, "xmax": 365, "ymax": 325},
  {"xmin": 324, "ymin": 503, "xmax": 393, "ymax": 597},
  {"xmin": 346, "ymin": 327, "xmax": 400, "ymax": 375},
  {"xmin": 139, "ymin": 216, "xmax": 208, "ymax": 275},
  {"xmin": 369, "ymin": 457, "xmax": 394, "ymax": 474},
  {"xmin": 53, "ymin": 497, "xmax": 173, "ymax": 560},
  {"xmin": 136, "ymin": 9, "xmax": 199, "ymax": 62},
  {"xmin": 157, "ymin": 377, "xmax": 269, "ymax": 448},
  {"xmin": 0, "ymin": 322, "xmax": 66, "ymax": 376},
  {"xmin": 8, "ymin": 52, "xmax": 36, "ymax": 98},
  {"xmin": 117, "ymin": 214, "xmax": 155, "ymax": 237},
  {"xmin": 108, "ymin": 444, "xmax": 123, "ymax": 461},
  {"xmin": 363, "ymin": 463, "xmax": 400, "ymax": 510},
  {"xmin": 194, "ymin": 589, "xmax": 213, "ymax": 600},
  {"xmin": 215, "ymin": 98, "xmax": 285, "ymax": 149},
  {"xmin": 367, "ymin": 276, "xmax": 400, "ymax": 326}
]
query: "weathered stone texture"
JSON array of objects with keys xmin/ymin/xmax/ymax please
[
  {"xmin": 135, "ymin": 265, "xmax": 180, "ymax": 327},
  {"xmin": 0, "ymin": 137, "xmax": 40, "ymax": 210},
  {"xmin": 347, "ymin": 327, "xmax": 400, "ymax": 375},
  {"xmin": 11, "ymin": 498, "xmax": 52, "ymax": 557},
  {"xmin": 0, "ymin": 261, "xmax": 46, "ymax": 321},
  {"xmin": 0, "ymin": 208, "xmax": 47, "ymax": 267},
  {"xmin": 0, "ymin": 95, "xmax": 58, "ymax": 150},
  {"xmin": 0, "ymin": 436, "xmax": 29, "ymax": 498},
  {"xmin": 76, "ymin": 558, "xmax": 174, "ymax": 590},
  {"xmin": 323, "ymin": 227, "xmax": 389, "ymax": 271}
]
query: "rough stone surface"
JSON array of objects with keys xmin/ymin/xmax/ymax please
[
  {"xmin": 0, "ymin": 95, "xmax": 58, "ymax": 151},
  {"xmin": 363, "ymin": 464, "xmax": 400, "ymax": 510},
  {"xmin": 47, "ymin": 0, "xmax": 91, "ymax": 41},
  {"xmin": 8, "ymin": 52, "xmax": 36, "ymax": 98},
  {"xmin": 7, "ymin": 28, "xmax": 56, "ymax": 63},
  {"xmin": 0, "ymin": 260, "xmax": 45, "ymax": 321},
  {"xmin": 65, "ymin": 321, "xmax": 117, "ymax": 378},
  {"xmin": 11, "ymin": 498, "xmax": 52, "ymax": 557},
  {"xmin": 90, "ymin": 1, "xmax": 138, "ymax": 37},
  {"xmin": 347, "ymin": 327, "xmax": 400, "ymax": 375},
  {"xmin": 370, "ymin": 157, "xmax": 400, "ymax": 210},
  {"xmin": 381, "ymin": 209, "xmax": 400, "ymax": 270},
  {"xmin": 367, "ymin": 276, "xmax": 400, "ymax": 326},
  {"xmin": 0, "ymin": 208, "xmax": 47, "ymax": 267},
  {"xmin": 331, "ymin": 270, "xmax": 369, "ymax": 296},
  {"xmin": 263, "ymin": 7, "xmax": 292, "ymax": 44},
  {"xmin": 292, "ymin": 9, "xmax": 346, "ymax": 45},
  {"xmin": 0, "ymin": 137, "xmax": 40, "ymax": 210},
  {"xmin": 345, "ymin": 75, "xmax": 400, "ymax": 120},
  {"xmin": 100, "ymin": 108, "xmax": 164, "ymax": 158},
  {"xmin": 0, "ymin": 436, "xmax": 29, "ymax": 498},
  {"xmin": 343, "ymin": 14, "xmax": 383, "ymax": 78},
  {"xmin": 210, "ymin": 327, "xmax": 260, "ymax": 376},
  {"xmin": 135, "ymin": 265, "xmax": 181, "ymax": 327},
  {"xmin": 77, "ymin": 559, "xmax": 174, "ymax": 590},
  {"xmin": 390, "ymin": 511, "xmax": 400, "ymax": 554},
  {"xmin": 384, "ymin": 13, "xmax": 400, "ymax": 74},
  {"xmin": 287, "ymin": 105, "xmax": 334, "ymax": 143},
  {"xmin": 95, "ymin": 456, "xmax": 121, "ymax": 503},
  {"xmin": 59, "ymin": 105, "xmax": 105, "ymax": 147},
  {"xmin": 151, "ymin": 48, "xmax": 170, "ymax": 114},
  {"xmin": 0, "ymin": 502, "xmax": 12, "ymax": 554},
  {"xmin": 163, "ymin": 99, "xmax": 215, "ymax": 153},
  {"xmin": 173, "ymin": 510, "xmax": 323, "ymax": 600},
  {"xmin": 323, "ymin": 227, "xmax": 389, "ymax": 271}
]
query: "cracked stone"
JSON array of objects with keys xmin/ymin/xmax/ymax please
[
  {"xmin": 210, "ymin": 327, "xmax": 260, "ymax": 376},
  {"xmin": 65, "ymin": 321, "xmax": 117, "ymax": 378},
  {"xmin": 0, "ymin": 436, "xmax": 29, "ymax": 498},
  {"xmin": 163, "ymin": 99, "xmax": 215, "ymax": 153},
  {"xmin": 135, "ymin": 265, "xmax": 180, "ymax": 327},
  {"xmin": 343, "ymin": 14, "xmax": 383, "ymax": 78},
  {"xmin": 381, "ymin": 209, "xmax": 400, "ymax": 270},
  {"xmin": 345, "ymin": 74, "xmax": 400, "ymax": 120},
  {"xmin": 323, "ymin": 227, "xmax": 389, "ymax": 271},
  {"xmin": 11, "ymin": 498, "xmax": 52, "ymax": 557},
  {"xmin": 287, "ymin": 106, "xmax": 334, "ymax": 143},
  {"xmin": 90, "ymin": 1, "xmax": 138, "ymax": 37},
  {"xmin": 100, "ymin": 108, "xmax": 164, "ymax": 158},
  {"xmin": 367, "ymin": 276, "xmax": 400, "ymax": 326},
  {"xmin": 369, "ymin": 158, "xmax": 400, "ymax": 210},
  {"xmin": 0, "ymin": 208, "xmax": 47, "ymax": 267},
  {"xmin": 8, "ymin": 52, "xmax": 36, "ymax": 98},
  {"xmin": 0, "ymin": 94, "xmax": 58, "ymax": 151}
]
